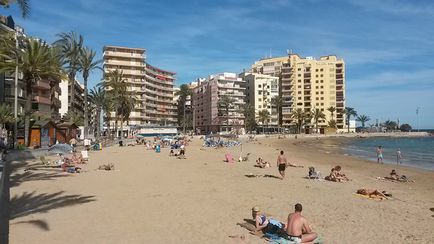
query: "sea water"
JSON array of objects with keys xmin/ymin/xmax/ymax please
[{"xmin": 344, "ymin": 137, "xmax": 434, "ymax": 170}]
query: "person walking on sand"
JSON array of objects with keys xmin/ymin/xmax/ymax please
[
  {"xmin": 277, "ymin": 150, "xmax": 287, "ymax": 179},
  {"xmin": 285, "ymin": 203, "xmax": 318, "ymax": 243},
  {"xmin": 377, "ymin": 146, "xmax": 384, "ymax": 164},
  {"xmin": 396, "ymin": 148, "xmax": 402, "ymax": 164}
]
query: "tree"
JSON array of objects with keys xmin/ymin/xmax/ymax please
[
  {"xmin": 291, "ymin": 108, "xmax": 308, "ymax": 134},
  {"xmin": 327, "ymin": 106, "xmax": 336, "ymax": 118},
  {"xmin": 78, "ymin": 47, "xmax": 102, "ymax": 139},
  {"xmin": 0, "ymin": 38, "xmax": 63, "ymax": 146},
  {"xmin": 242, "ymin": 104, "xmax": 257, "ymax": 133},
  {"xmin": 312, "ymin": 108, "xmax": 326, "ymax": 133},
  {"xmin": 257, "ymin": 109, "xmax": 270, "ymax": 134},
  {"xmin": 270, "ymin": 95, "xmax": 283, "ymax": 133},
  {"xmin": 218, "ymin": 95, "xmax": 235, "ymax": 132},
  {"xmin": 89, "ymin": 87, "xmax": 106, "ymax": 139},
  {"xmin": 101, "ymin": 70, "xmax": 136, "ymax": 139},
  {"xmin": 356, "ymin": 114, "xmax": 370, "ymax": 128},
  {"xmin": 400, "ymin": 123, "xmax": 412, "ymax": 132},
  {"xmin": 344, "ymin": 107, "xmax": 357, "ymax": 133},
  {"xmin": 63, "ymin": 111, "xmax": 84, "ymax": 126},
  {"xmin": 175, "ymin": 84, "xmax": 192, "ymax": 133},
  {"xmin": 54, "ymin": 32, "xmax": 84, "ymax": 115},
  {"xmin": 0, "ymin": 104, "xmax": 14, "ymax": 128},
  {"xmin": 0, "ymin": 0, "xmax": 30, "ymax": 18},
  {"xmin": 383, "ymin": 120, "xmax": 398, "ymax": 131},
  {"xmin": 328, "ymin": 119, "xmax": 337, "ymax": 129}
]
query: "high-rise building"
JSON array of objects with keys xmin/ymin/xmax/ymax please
[
  {"xmin": 192, "ymin": 73, "xmax": 246, "ymax": 134},
  {"xmin": 250, "ymin": 54, "xmax": 346, "ymax": 132},
  {"xmin": 103, "ymin": 46, "xmax": 176, "ymax": 128},
  {"xmin": 241, "ymin": 73, "xmax": 279, "ymax": 127},
  {"xmin": 59, "ymin": 79, "xmax": 84, "ymax": 117}
]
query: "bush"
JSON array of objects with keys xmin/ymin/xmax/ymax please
[{"xmin": 400, "ymin": 124, "xmax": 412, "ymax": 132}]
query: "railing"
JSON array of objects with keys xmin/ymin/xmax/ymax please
[{"xmin": 0, "ymin": 158, "xmax": 10, "ymax": 243}]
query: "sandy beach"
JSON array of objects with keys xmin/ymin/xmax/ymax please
[{"xmin": 8, "ymin": 136, "xmax": 434, "ymax": 243}]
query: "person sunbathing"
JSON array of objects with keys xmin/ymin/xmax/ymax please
[
  {"xmin": 251, "ymin": 206, "xmax": 286, "ymax": 234},
  {"xmin": 256, "ymin": 158, "xmax": 270, "ymax": 168},
  {"xmin": 356, "ymin": 189, "xmax": 389, "ymax": 200},
  {"xmin": 325, "ymin": 166, "xmax": 349, "ymax": 182},
  {"xmin": 386, "ymin": 169, "xmax": 400, "ymax": 181}
]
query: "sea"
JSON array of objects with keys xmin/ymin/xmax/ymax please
[{"xmin": 343, "ymin": 135, "xmax": 434, "ymax": 171}]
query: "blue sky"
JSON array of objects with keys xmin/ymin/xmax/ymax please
[{"xmin": 2, "ymin": 0, "xmax": 434, "ymax": 128}]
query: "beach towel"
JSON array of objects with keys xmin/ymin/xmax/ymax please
[
  {"xmin": 225, "ymin": 153, "xmax": 234, "ymax": 163},
  {"xmin": 268, "ymin": 235, "xmax": 323, "ymax": 244}
]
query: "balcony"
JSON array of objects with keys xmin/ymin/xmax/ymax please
[
  {"xmin": 33, "ymin": 95, "xmax": 51, "ymax": 105},
  {"xmin": 103, "ymin": 51, "xmax": 144, "ymax": 59},
  {"xmin": 336, "ymin": 74, "xmax": 343, "ymax": 79},
  {"xmin": 32, "ymin": 80, "xmax": 50, "ymax": 90},
  {"xmin": 52, "ymin": 97, "xmax": 61, "ymax": 108},
  {"xmin": 336, "ymin": 79, "xmax": 344, "ymax": 85}
]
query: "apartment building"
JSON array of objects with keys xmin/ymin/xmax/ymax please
[
  {"xmin": 241, "ymin": 73, "xmax": 279, "ymax": 126},
  {"xmin": 59, "ymin": 79, "xmax": 84, "ymax": 117},
  {"xmin": 1, "ymin": 15, "xmax": 62, "ymax": 121},
  {"xmin": 192, "ymin": 73, "xmax": 246, "ymax": 134},
  {"xmin": 103, "ymin": 46, "xmax": 177, "ymax": 128},
  {"xmin": 251, "ymin": 54, "xmax": 346, "ymax": 132}
]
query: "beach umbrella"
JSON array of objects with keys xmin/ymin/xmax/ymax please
[{"xmin": 47, "ymin": 144, "xmax": 73, "ymax": 155}]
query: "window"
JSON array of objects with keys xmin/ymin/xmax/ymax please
[
  {"xmin": 321, "ymin": 97, "xmax": 324, "ymax": 100},
  {"xmin": 316, "ymin": 92, "xmax": 319, "ymax": 95},
  {"xmin": 320, "ymin": 91, "xmax": 324, "ymax": 94},
  {"xmin": 258, "ymin": 84, "xmax": 262, "ymax": 88},
  {"xmin": 298, "ymin": 91, "xmax": 301, "ymax": 94},
  {"xmin": 321, "ymin": 109, "xmax": 324, "ymax": 111},
  {"xmin": 298, "ymin": 68, "xmax": 301, "ymax": 71},
  {"xmin": 316, "ymin": 86, "xmax": 319, "ymax": 89},
  {"xmin": 315, "ymin": 69, "xmax": 319, "ymax": 72},
  {"xmin": 320, "ymin": 74, "xmax": 323, "ymax": 77},
  {"xmin": 298, "ymin": 80, "xmax": 301, "ymax": 83},
  {"xmin": 320, "ymin": 68, "xmax": 323, "ymax": 71},
  {"xmin": 315, "ymin": 75, "xmax": 319, "ymax": 78},
  {"xmin": 298, "ymin": 85, "xmax": 301, "ymax": 88},
  {"xmin": 321, "ymin": 103, "xmax": 324, "ymax": 106},
  {"xmin": 298, "ymin": 97, "xmax": 302, "ymax": 100},
  {"xmin": 258, "ymin": 98, "xmax": 262, "ymax": 101},
  {"xmin": 316, "ymin": 103, "xmax": 319, "ymax": 106},
  {"xmin": 298, "ymin": 74, "xmax": 301, "ymax": 77},
  {"xmin": 316, "ymin": 97, "xmax": 319, "ymax": 100},
  {"xmin": 321, "ymin": 86, "xmax": 324, "ymax": 89},
  {"xmin": 259, "ymin": 105, "xmax": 262, "ymax": 108}
]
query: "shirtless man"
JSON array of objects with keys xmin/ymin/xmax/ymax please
[
  {"xmin": 277, "ymin": 151, "xmax": 287, "ymax": 179},
  {"xmin": 377, "ymin": 146, "xmax": 384, "ymax": 164},
  {"xmin": 285, "ymin": 203, "xmax": 317, "ymax": 244}
]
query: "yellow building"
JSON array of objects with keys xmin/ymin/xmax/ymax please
[{"xmin": 251, "ymin": 54, "xmax": 346, "ymax": 132}]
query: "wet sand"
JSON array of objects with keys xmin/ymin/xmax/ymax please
[{"xmin": 8, "ymin": 137, "xmax": 434, "ymax": 243}]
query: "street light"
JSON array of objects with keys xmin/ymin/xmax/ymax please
[
  {"xmin": 13, "ymin": 31, "xmax": 19, "ymax": 148},
  {"xmin": 416, "ymin": 107, "xmax": 420, "ymax": 132}
]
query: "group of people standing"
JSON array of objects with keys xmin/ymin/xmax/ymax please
[{"xmin": 377, "ymin": 146, "xmax": 403, "ymax": 164}]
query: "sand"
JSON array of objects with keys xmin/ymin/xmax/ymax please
[{"xmin": 8, "ymin": 136, "xmax": 434, "ymax": 244}]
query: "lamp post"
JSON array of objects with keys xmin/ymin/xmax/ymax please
[
  {"xmin": 416, "ymin": 107, "xmax": 420, "ymax": 132},
  {"xmin": 13, "ymin": 31, "xmax": 19, "ymax": 148}
]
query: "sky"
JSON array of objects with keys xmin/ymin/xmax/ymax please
[{"xmin": 2, "ymin": 0, "xmax": 434, "ymax": 128}]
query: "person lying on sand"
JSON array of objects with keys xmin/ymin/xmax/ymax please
[
  {"xmin": 325, "ymin": 166, "xmax": 349, "ymax": 182},
  {"xmin": 256, "ymin": 158, "xmax": 270, "ymax": 168},
  {"xmin": 382, "ymin": 169, "xmax": 414, "ymax": 182},
  {"xmin": 284, "ymin": 203, "xmax": 318, "ymax": 243},
  {"xmin": 356, "ymin": 189, "xmax": 390, "ymax": 200},
  {"xmin": 252, "ymin": 206, "xmax": 286, "ymax": 234}
]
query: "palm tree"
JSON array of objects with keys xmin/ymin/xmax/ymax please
[
  {"xmin": 89, "ymin": 87, "xmax": 106, "ymax": 140},
  {"xmin": 327, "ymin": 106, "xmax": 336, "ymax": 119},
  {"xmin": 0, "ymin": 104, "xmax": 14, "ymax": 129},
  {"xmin": 0, "ymin": 0, "xmax": 30, "ymax": 18},
  {"xmin": 356, "ymin": 114, "xmax": 370, "ymax": 128},
  {"xmin": 78, "ymin": 47, "xmax": 102, "ymax": 139},
  {"xmin": 0, "ymin": 38, "xmax": 63, "ymax": 146},
  {"xmin": 54, "ymin": 32, "xmax": 84, "ymax": 115},
  {"xmin": 175, "ymin": 84, "xmax": 192, "ymax": 133},
  {"xmin": 243, "ymin": 104, "xmax": 256, "ymax": 133},
  {"xmin": 270, "ymin": 95, "xmax": 283, "ymax": 133},
  {"xmin": 218, "ymin": 95, "xmax": 235, "ymax": 132},
  {"xmin": 344, "ymin": 107, "xmax": 357, "ymax": 133},
  {"xmin": 257, "ymin": 109, "xmax": 270, "ymax": 134},
  {"xmin": 312, "ymin": 108, "xmax": 326, "ymax": 133},
  {"xmin": 383, "ymin": 120, "xmax": 398, "ymax": 131},
  {"xmin": 63, "ymin": 111, "xmax": 84, "ymax": 126},
  {"xmin": 291, "ymin": 108, "xmax": 308, "ymax": 134}
]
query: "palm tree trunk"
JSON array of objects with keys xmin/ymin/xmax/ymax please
[
  {"xmin": 347, "ymin": 115, "xmax": 350, "ymax": 133},
  {"xmin": 226, "ymin": 107, "xmax": 229, "ymax": 132},
  {"xmin": 69, "ymin": 73, "xmax": 75, "ymax": 114},
  {"xmin": 120, "ymin": 117, "xmax": 124, "ymax": 141},
  {"xmin": 114, "ymin": 115, "xmax": 118, "ymax": 138},
  {"xmin": 24, "ymin": 81, "xmax": 32, "ymax": 146},
  {"xmin": 83, "ymin": 77, "xmax": 88, "ymax": 139},
  {"xmin": 96, "ymin": 109, "xmax": 101, "ymax": 140}
]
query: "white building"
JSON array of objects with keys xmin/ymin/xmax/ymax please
[{"xmin": 241, "ymin": 73, "xmax": 280, "ymax": 126}]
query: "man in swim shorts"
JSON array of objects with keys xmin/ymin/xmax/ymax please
[
  {"xmin": 377, "ymin": 146, "xmax": 383, "ymax": 164},
  {"xmin": 277, "ymin": 150, "xmax": 287, "ymax": 179}
]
